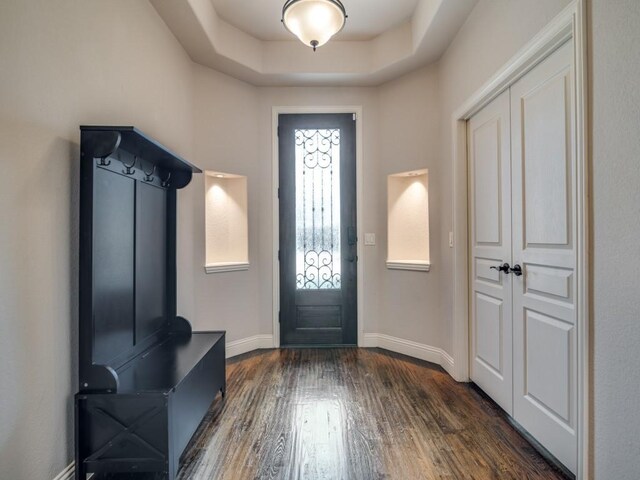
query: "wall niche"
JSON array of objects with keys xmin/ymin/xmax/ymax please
[
  {"xmin": 204, "ymin": 171, "xmax": 249, "ymax": 273},
  {"xmin": 387, "ymin": 169, "xmax": 430, "ymax": 272}
]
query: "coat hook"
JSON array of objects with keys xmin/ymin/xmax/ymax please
[
  {"xmin": 143, "ymin": 164, "xmax": 156, "ymax": 182},
  {"xmin": 161, "ymin": 172, "xmax": 172, "ymax": 188},
  {"xmin": 97, "ymin": 156, "xmax": 111, "ymax": 167},
  {"xmin": 122, "ymin": 156, "xmax": 137, "ymax": 175}
]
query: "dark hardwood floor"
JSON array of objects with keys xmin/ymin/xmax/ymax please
[
  {"xmin": 96, "ymin": 348, "xmax": 569, "ymax": 479},
  {"xmin": 175, "ymin": 348, "xmax": 568, "ymax": 480}
]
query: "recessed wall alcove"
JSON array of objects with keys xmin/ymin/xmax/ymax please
[
  {"xmin": 387, "ymin": 169, "xmax": 430, "ymax": 272},
  {"xmin": 204, "ymin": 171, "xmax": 249, "ymax": 274}
]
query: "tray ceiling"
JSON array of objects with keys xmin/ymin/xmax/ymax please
[
  {"xmin": 150, "ymin": 0, "xmax": 478, "ymax": 86},
  {"xmin": 211, "ymin": 0, "xmax": 421, "ymax": 41}
]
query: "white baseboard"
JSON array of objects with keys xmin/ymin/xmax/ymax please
[
  {"xmin": 363, "ymin": 333, "xmax": 456, "ymax": 378},
  {"xmin": 53, "ymin": 462, "xmax": 93, "ymax": 480},
  {"xmin": 226, "ymin": 334, "xmax": 274, "ymax": 358},
  {"xmin": 439, "ymin": 350, "xmax": 455, "ymax": 377},
  {"xmin": 225, "ymin": 334, "xmax": 455, "ymax": 378},
  {"xmin": 52, "ymin": 462, "xmax": 75, "ymax": 480}
]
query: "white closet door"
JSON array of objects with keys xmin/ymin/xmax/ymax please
[
  {"xmin": 511, "ymin": 40, "xmax": 577, "ymax": 473},
  {"xmin": 468, "ymin": 90, "xmax": 513, "ymax": 415}
]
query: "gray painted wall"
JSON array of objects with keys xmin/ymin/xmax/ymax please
[
  {"xmin": 436, "ymin": 0, "xmax": 574, "ymax": 354},
  {"xmin": 191, "ymin": 73, "xmax": 446, "ymax": 348},
  {"xmin": 377, "ymin": 65, "xmax": 445, "ymax": 346},
  {"xmin": 591, "ymin": 0, "xmax": 640, "ymax": 477},
  {"xmin": 0, "ymin": 1, "xmax": 194, "ymax": 478},
  {"xmin": 189, "ymin": 64, "xmax": 262, "ymax": 342}
]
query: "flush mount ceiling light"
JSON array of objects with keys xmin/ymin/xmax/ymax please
[{"xmin": 282, "ymin": 0, "xmax": 347, "ymax": 52}]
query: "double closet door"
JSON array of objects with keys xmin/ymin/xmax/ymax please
[{"xmin": 469, "ymin": 40, "xmax": 577, "ymax": 474}]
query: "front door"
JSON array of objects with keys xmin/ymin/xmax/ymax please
[{"xmin": 279, "ymin": 113, "xmax": 357, "ymax": 346}]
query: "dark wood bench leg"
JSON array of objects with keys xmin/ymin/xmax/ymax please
[
  {"xmin": 74, "ymin": 464, "xmax": 86, "ymax": 480},
  {"xmin": 75, "ymin": 398, "xmax": 86, "ymax": 480}
]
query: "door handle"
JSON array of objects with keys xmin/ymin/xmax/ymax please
[
  {"xmin": 490, "ymin": 263, "xmax": 511, "ymax": 274},
  {"xmin": 510, "ymin": 264, "xmax": 523, "ymax": 276}
]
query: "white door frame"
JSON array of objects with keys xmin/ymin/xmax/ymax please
[
  {"xmin": 271, "ymin": 106, "xmax": 365, "ymax": 348},
  {"xmin": 450, "ymin": 1, "xmax": 589, "ymax": 477}
]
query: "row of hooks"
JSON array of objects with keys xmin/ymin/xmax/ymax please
[{"xmin": 97, "ymin": 156, "xmax": 172, "ymax": 187}]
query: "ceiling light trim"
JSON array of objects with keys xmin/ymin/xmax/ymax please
[{"xmin": 282, "ymin": 0, "xmax": 347, "ymax": 19}]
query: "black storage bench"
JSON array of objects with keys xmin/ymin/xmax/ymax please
[{"xmin": 74, "ymin": 126, "xmax": 226, "ymax": 480}]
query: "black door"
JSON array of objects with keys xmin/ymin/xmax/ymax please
[{"xmin": 279, "ymin": 113, "xmax": 357, "ymax": 346}]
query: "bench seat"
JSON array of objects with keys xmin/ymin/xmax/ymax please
[{"xmin": 75, "ymin": 332, "xmax": 225, "ymax": 479}]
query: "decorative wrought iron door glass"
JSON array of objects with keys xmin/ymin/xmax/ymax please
[{"xmin": 295, "ymin": 128, "xmax": 341, "ymax": 290}]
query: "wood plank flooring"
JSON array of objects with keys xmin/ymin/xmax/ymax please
[{"xmin": 172, "ymin": 348, "xmax": 568, "ymax": 480}]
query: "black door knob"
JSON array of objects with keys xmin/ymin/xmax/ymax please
[
  {"xmin": 510, "ymin": 264, "xmax": 523, "ymax": 276},
  {"xmin": 490, "ymin": 263, "xmax": 511, "ymax": 274}
]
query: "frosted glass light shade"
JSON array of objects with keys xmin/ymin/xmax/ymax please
[{"xmin": 282, "ymin": 0, "xmax": 346, "ymax": 51}]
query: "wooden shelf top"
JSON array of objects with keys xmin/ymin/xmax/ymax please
[{"xmin": 81, "ymin": 125, "xmax": 202, "ymax": 174}]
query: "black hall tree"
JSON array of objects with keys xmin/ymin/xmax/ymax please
[{"xmin": 74, "ymin": 126, "xmax": 225, "ymax": 480}]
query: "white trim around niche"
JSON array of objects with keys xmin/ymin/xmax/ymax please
[
  {"xmin": 449, "ymin": 1, "xmax": 589, "ymax": 477},
  {"xmin": 272, "ymin": 106, "xmax": 365, "ymax": 348},
  {"xmin": 386, "ymin": 260, "xmax": 431, "ymax": 272},
  {"xmin": 204, "ymin": 262, "xmax": 250, "ymax": 274}
]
